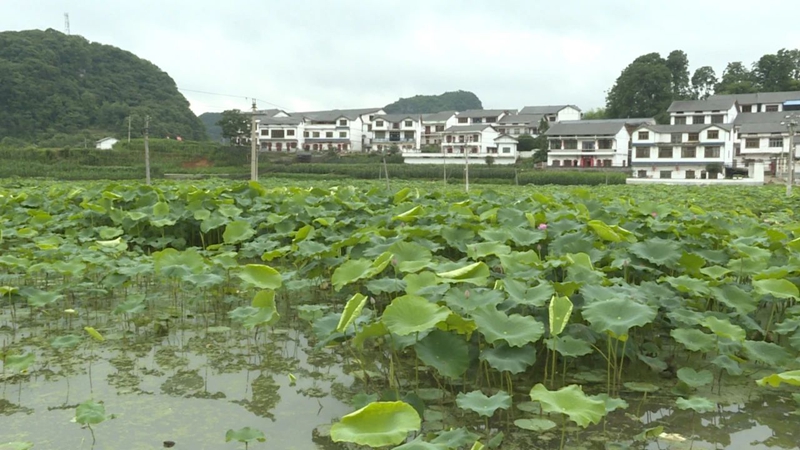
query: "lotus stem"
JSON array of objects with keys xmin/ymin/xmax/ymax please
[{"xmin": 559, "ymin": 414, "xmax": 567, "ymax": 450}]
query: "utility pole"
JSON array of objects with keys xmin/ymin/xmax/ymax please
[
  {"xmin": 144, "ymin": 115, "xmax": 151, "ymax": 185},
  {"xmin": 127, "ymin": 116, "xmax": 132, "ymax": 143},
  {"xmin": 785, "ymin": 113, "xmax": 798, "ymax": 196},
  {"xmin": 251, "ymin": 99, "xmax": 258, "ymax": 181},
  {"xmin": 464, "ymin": 137, "xmax": 470, "ymax": 193},
  {"xmin": 64, "ymin": 13, "xmax": 70, "ymax": 35}
]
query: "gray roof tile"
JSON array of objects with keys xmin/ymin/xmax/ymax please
[
  {"xmin": 545, "ymin": 120, "xmax": 625, "ymax": 136},
  {"xmin": 444, "ymin": 124, "xmax": 496, "ymax": 132},
  {"xmin": 709, "ymin": 91, "xmax": 800, "ymax": 105},
  {"xmin": 519, "ymin": 105, "xmax": 580, "ymax": 115},
  {"xmin": 667, "ymin": 99, "xmax": 736, "ymax": 112},
  {"xmin": 498, "ymin": 114, "xmax": 544, "ymax": 125},
  {"xmin": 421, "ymin": 111, "xmax": 457, "ymax": 121}
]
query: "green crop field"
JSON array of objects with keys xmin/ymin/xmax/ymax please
[{"xmin": 1, "ymin": 179, "xmax": 799, "ymax": 449}]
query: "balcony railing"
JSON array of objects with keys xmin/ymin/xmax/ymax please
[{"xmin": 373, "ymin": 138, "xmax": 415, "ymax": 143}]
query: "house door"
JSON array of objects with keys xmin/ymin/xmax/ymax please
[
  {"xmin": 769, "ymin": 159, "xmax": 777, "ymax": 175},
  {"xmin": 582, "ymin": 157, "xmax": 593, "ymax": 167}
]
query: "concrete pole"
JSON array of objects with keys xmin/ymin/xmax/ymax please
[{"xmin": 250, "ymin": 100, "xmax": 258, "ymax": 182}]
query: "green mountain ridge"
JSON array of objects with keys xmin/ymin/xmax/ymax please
[
  {"xmin": 199, "ymin": 112, "xmax": 224, "ymax": 142},
  {"xmin": 384, "ymin": 90, "xmax": 483, "ymax": 114},
  {"xmin": 0, "ymin": 29, "xmax": 206, "ymax": 143}
]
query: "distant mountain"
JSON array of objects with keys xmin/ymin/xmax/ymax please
[
  {"xmin": 0, "ymin": 29, "xmax": 206, "ymax": 141},
  {"xmin": 199, "ymin": 112, "xmax": 223, "ymax": 142},
  {"xmin": 384, "ymin": 90, "xmax": 483, "ymax": 114}
]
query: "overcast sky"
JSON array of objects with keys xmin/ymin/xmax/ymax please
[{"xmin": 2, "ymin": 1, "xmax": 798, "ymax": 115}]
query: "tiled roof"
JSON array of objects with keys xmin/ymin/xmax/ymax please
[
  {"xmin": 519, "ymin": 105, "xmax": 580, "ymax": 115},
  {"xmin": 444, "ymin": 124, "xmax": 495, "ymax": 132},
  {"xmin": 709, "ymin": 91, "xmax": 800, "ymax": 104},
  {"xmin": 545, "ymin": 120, "xmax": 625, "ymax": 136},
  {"xmin": 498, "ymin": 114, "xmax": 544, "ymax": 125},
  {"xmin": 667, "ymin": 99, "xmax": 736, "ymax": 112},
  {"xmin": 421, "ymin": 111, "xmax": 457, "ymax": 121}
]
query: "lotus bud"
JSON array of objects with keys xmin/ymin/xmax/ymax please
[
  {"xmin": 538, "ymin": 223, "xmax": 548, "ymax": 230},
  {"xmin": 464, "ymin": 289, "xmax": 470, "ymax": 298}
]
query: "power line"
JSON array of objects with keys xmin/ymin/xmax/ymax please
[{"xmin": 177, "ymin": 87, "xmax": 288, "ymax": 111}]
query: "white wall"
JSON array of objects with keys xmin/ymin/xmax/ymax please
[
  {"xmin": 546, "ymin": 128, "xmax": 628, "ymax": 167},
  {"xmin": 96, "ymin": 138, "xmax": 118, "ymax": 150},
  {"xmin": 557, "ymin": 107, "xmax": 582, "ymax": 122}
]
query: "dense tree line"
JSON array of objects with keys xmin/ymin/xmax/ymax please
[
  {"xmin": 0, "ymin": 29, "xmax": 207, "ymax": 142},
  {"xmin": 384, "ymin": 90, "xmax": 483, "ymax": 114},
  {"xmin": 199, "ymin": 112, "xmax": 224, "ymax": 142},
  {"xmin": 605, "ymin": 48, "xmax": 800, "ymax": 123}
]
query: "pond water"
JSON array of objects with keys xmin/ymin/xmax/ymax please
[{"xmin": 1, "ymin": 307, "xmax": 798, "ymax": 450}]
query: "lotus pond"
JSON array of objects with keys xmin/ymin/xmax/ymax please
[{"xmin": 1, "ymin": 179, "xmax": 800, "ymax": 449}]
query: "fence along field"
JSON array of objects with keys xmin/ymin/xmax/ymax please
[{"xmin": 1, "ymin": 180, "xmax": 799, "ymax": 449}]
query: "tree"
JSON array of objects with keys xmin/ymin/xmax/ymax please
[
  {"xmin": 582, "ymin": 108, "xmax": 607, "ymax": 120},
  {"xmin": 715, "ymin": 62, "xmax": 757, "ymax": 94},
  {"xmin": 517, "ymin": 134, "xmax": 537, "ymax": 153},
  {"xmin": 691, "ymin": 66, "xmax": 717, "ymax": 100},
  {"xmin": 753, "ymin": 49, "xmax": 800, "ymax": 92},
  {"xmin": 666, "ymin": 50, "xmax": 691, "ymax": 99},
  {"xmin": 605, "ymin": 52, "xmax": 673, "ymax": 123},
  {"xmin": 532, "ymin": 118, "xmax": 550, "ymax": 163},
  {"xmin": 217, "ymin": 109, "xmax": 250, "ymax": 145}
]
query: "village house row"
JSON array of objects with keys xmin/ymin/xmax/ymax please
[{"xmin": 252, "ymin": 91, "xmax": 800, "ymax": 178}]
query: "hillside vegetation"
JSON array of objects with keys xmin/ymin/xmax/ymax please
[
  {"xmin": 0, "ymin": 29, "xmax": 206, "ymax": 143},
  {"xmin": 384, "ymin": 90, "xmax": 483, "ymax": 114},
  {"xmin": 199, "ymin": 112, "xmax": 224, "ymax": 142}
]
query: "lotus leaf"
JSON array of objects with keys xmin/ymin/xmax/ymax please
[
  {"xmin": 3, "ymin": 353, "xmax": 34, "ymax": 373},
  {"xmin": 20, "ymin": 287, "xmax": 62, "ymax": 308},
  {"xmin": 622, "ymin": 382, "xmax": 659, "ymax": 393},
  {"xmin": 634, "ymin": 426, "xmax": 665, "ymax": 442},
  {"xmin": 756, "ymin": 370, "xmax": 800, "ymax": 387},
  {"xmin": 671, "ymin": 328, "xmax": 715, "ymax": 352},
  {"xmin": 548, "ymin": 294, "xmax": 573, "ymax": 336},
  {"xmin": 528, "ymin": 384, "xmax": 607, "ymax": 428},
  {"xmin": 330, "ymin": 401, "xmax": 421, "ymax": 447},
  {"xmin": 582, "ymin": 298, "xmax": 656, "ymax": 341},
  {"xmin": 590, "ymin": 393, "xmax": 629, "ymax": 413},
  {"xmin": 743, "ymin": 340, "xmax": 791, "ymax": 367},
  {"xmin": 546, "ymin": 335, "xmax": 593, "ymax": 357},
  {"xmin": 513, "ymin": 418, "xmax": 557, "ymax": 432},
  {"xmin": 84, "ymin": 326, "xmax": 105, "ymax": 342},
  {"xmin": 225, "ymin": 427, "xmax": 266, "ymax": 443},
  {"xmin": 436, "ymin": 262, "xmax": 490, "ymax": 286},
  {"xmin": 223, "ymin": 220, "xmax": 255, "ymax": 244},
  {"xmin": 753, "ymin": 278, "xmax": 799, "ymax": 300},
  {"xmin": 702, "ymin": 316, "xmax": 745, "ymax": 341},
  {"xmin": 676, "ymin": 368, "xmax": 713, "ymax": 388},
  {"xmin": 471, "ymin": 305, "xmax": 544, "ymax": 347},
  {"xmin": 675, "ymin": 396, "xmax": 715, "ymax": 413},
  {"xmin": 392, "ymin": 438, "xmax": 448, "ymax": 450},
  {"xmin": 711, "ymin": 285, "xmax": 757, "ymax": 315},
  {"xmin": 337, "ymin": 293, "xmax": 368, "ymax": 333},
  {"xmin": 332, "ymin": 259, "xmax": 373, "ymax": 291},
  {"xmin": 75, "ymin": 400, "xmax": 108, "ymax": 425},
  {"xmin": 629, "ymin": 238, "xmax": 682, "ymax": 267},
  {"xmin": 479, "ymin": 343, "xmax": 536, "ymax": 374},
  {"xmin": 382, "ymin": 295, "xmax": 451, "ymax": 336},
  {"xmin": 430, "ymin": 428, "xmax": 480, "ymax": 448},
  {"xmin": 456, "ymin": 390, "xmax": 512, "ymax": 417},
  {"xmin": 238, "ymin": 264, "xmax": 282, "ymax": 290},
  {"xmin": 414, "ymin": 330, "xmax": 470, "ymax": 379},
  {"xmin": 0, "ymin": 443, "xmax": 33, "ymax": 450},
  {"xmin": 51, "ymin": 335, "xmax": 82, "ymax": 349}
]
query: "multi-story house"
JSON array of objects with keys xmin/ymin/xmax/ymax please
[
  {"xmin": 733, "ymin": 111, "xmax": 800, "ymax": 175},
  {"xmin": 546, "ymin": 119, "xmax": 651, "ymax": 168},
  {"xmin": 403, "ymin": 124, "xmax": 517, "ymax": 164},
  {"xmin": 453, "ymin": 109, "xmax": 512, "ymax": 126},
  {"xmin": 255, "ymin": 107, "xmax": 385, "ymax": 152},
  {"xmin": 630, "ymin": 123, "xmax": 735, "ymax": 179},
  {"xmin": 518, "ymin": 105, "xmax": 582, "ymax": 123},
  {"xmin": 496, "ymin": 114, "xmax": 544, "ymax": 137},
  {"xmin": 372, "ymin": 114, "xmax": 421, "ymax": 152},
  {"xmin": 420, "ymin": 111, "xmax": 458, "ymax": 147},
  {"xmin": 708, "ymin": 91, "xmax": 800, "ymax": 114},
  {"xmin": 257, "ymin": 116, "xmax": 305, "ymax": 152}
]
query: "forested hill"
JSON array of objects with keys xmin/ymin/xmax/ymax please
[
  {"xmin": 384, "ymin": 90, "xmax": 483, "ymax": 114},
  {"xmin": 0, "ymin": 29, "xmax": 206, "ymax": 142},
  {"xmin": 199, "ymin": 112, "xmax": 223, "ymax": 142}
]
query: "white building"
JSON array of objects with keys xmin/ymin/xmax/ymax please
[
  {"xmin": 454, "ymin": 110, "xmax": 512, "ymax": 126},
  {"xmin": 496, "ymin": 114, "xmax": 545, "ymax": 137},
  {"xmin": 257, "ymin": 116, "xmax": 304, "ymax": 152},
  {"xmin": 420, "ymin": 111, "xmax": 458, "ymax": 147},
  {"xmin": 518, "ymin": 105, "xmax": 582, "ymax": 123},
  {"xmin": 95, "ymin": 137, "xmax": 118, "ymax": 150},
  {"xmin": 546, "ymin": 119, "xmax": 652, "ymax": 168},
  {"xmin": 733, "ymin": 111, "xmax": 800, "ymax": 175},
  {"xmin": 708, "ymin": 91, "xmax": 800, "ymax": 114},
  {"xmin": 256, "ymin": 108, "xmax": 385, "ymax": 152},
  {"xmin": 372, "ymin": 114, "xmax": 421, "ymax": 152},
  {"xmin": 403, "ymin": 124, "xmax": 518, "ymax": 165}
]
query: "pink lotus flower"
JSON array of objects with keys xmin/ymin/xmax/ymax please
[
  {"xmin": 651, "ymin": 212, "xmax": 658, "ymax": 218},
  {"xmin": 538, "ymin": 223, "xmax": 548, "ymax": 230}
]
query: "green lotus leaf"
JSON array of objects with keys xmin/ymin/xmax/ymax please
[
  {"xmin": 403, "ymin": 272, "xmax": 440, "ymax": 295},
  {"xmin": 589, "ymin": 393, "xmax": 629, "ymax": 413},
  {"xmin": 243, "ymin": 306, "xmax": 279, "ymax": 329},
  {"xmin": 711, "ymin": 285, "xmax": 757, "ymax": 315},
  {"xmin": 332, "ymin": 259, "xmax": 373, "ymax": 291},
  {"xmin": 330, "ymin": 401, "xmax": 421, "ymax": 447},
  {"xmin": 743, "ymin": 340, "xmax": 792, "ymax": 367},
  {"xmin": 711, "ymin": 354, "xmax": 743, "ymax": 376},
  {"xmin": 753, "ymin": 278, "xmax": 799, "ymax": 300},
  {"xmin": 471, "ymin": 305, "xmax": 544, "ymax": 347},
  {"xmin": 663, "ymin": 275, "xmax": 710, "ymax": 296},
  {"xmin": 238, "ymin": 264, "xmax": 282, "ymax": 290},
  {"xmin": 513, "ymin": 418, "xmax": 557, "ymax": 432},
  {"xmin": 548, "ymin": 295, "xmax": 573, "ymax": 337},
  {"xmin": 528, "ymin": 384, "xmax": 607, "ymax": 428},
  {"xmin": 546, "ymin": 335, "xmax": 593, "ymax": 358},
  {"xmin": 293, "ymin": 224, "xmax": 314, "ymax": 243},
  {"xmin": 456, "ymin": 390, "xmax": 512, "ymax": 417},
  {"xmin": 756, "ymin": 370, "xmax": 800, "ymax": 387},
  {"xmin": 629, "ymin": 238, "xmax": 682, "ymax": 267},
  {"xmin": 382, "ymin": 295, "xmax": 451, "ymax": 336},
  {"xmin": 353, "ymin": 321, "xmax": 388, "ymax": 349},
  {"xmin": 675, "ymin": 396, "xmax": 715, "ymax": 413},
  {"xmin": 75, "ymin": 400, "xmax": 108, "ymax": 425},
  {"xmin": 467, "ymin": 242, "xmax": 512, "ymax": 260},
  {"xmin": 0, "ymin": 442, "xmax": 34, "ymax": 450},
  {"xmin": 388, "ymin": 241, "xmax": 433, "ymax": 273},
  {"xmin": 637, "ymin": 354, "xmax": 668, "ymax": 372},
  {"xmin": 623, "ymin": 382, "xmax": 659, "ymax": 393},
  {"xmin": 222, "ymin": 220, "xmax": 255, "ymax": 244},
  {"xmin": 436, "ymin": 262, "xmax": 490, "ymax": 286},
  {"xmin": 392, "ymin": 205, "xmax": 424, "ymax": 223},
  {"xmin": 337, "ymin": 293, "xmax": 368, "ymax": 333},
  {"xmin": 392, "ymin": 437, "xmax": 448, "ymax": 450},
  {"xmin": 479, "ymin": 343, "xmax": 536, "ymax": 374},
  {"xmin": 702, "ymin": 316, "xmax": 745, "ymax": 341},
  {"xmin": 4, "ymin": 353, "xmax": 34, "ymax": 373},
  {"xmin": 84, "ymin": 326, "xmax": 105, "ymax": 342},
  {"xmin": 366, "ymin": 278, "xmax": 407, "ymax": 295},
  {"xmin": 677, "ymin": 368, "xmax": 713, "ymax": 388},
  {"xmin": 587, "ymin": 220, "xmax": 622, "ymax": 242},
  {"xmin": 113, "ymin": 295, "xmax": 146, "ymax": 315},
  {"xmin": 430, "ymin": 428, "xmax": 481, "ymax": 448},
  {"xmin": 582, "ymin": 298, "xmax": 656, "ymax": 341},
  {"xmin": 225, "ymin": 427, "xmax": 266, "ymax": 443},
  {"xmin": 700, "ymin": 266, "xmax": 732, "ymax": 279},
  {"xmin": 20, "ymin": 287, "xmax": 62, "ymax": 308},
  {"xmin": 153, "ymin": 248, "xmax": 206, "ymax": 276},
  {"xmin": 634, "ymin": 426, "xmax": 665, "ymax": 442},
  {"xmin": 671, "ymin": 328, "xmax": 715, "ymax": 352},
  {"xmin": 51, "ymin": 335, "xmax": 82, "ymax": 349},
  {"xmin": 414, "ymin": 330, "xmax": 470, "ymax": 379}
]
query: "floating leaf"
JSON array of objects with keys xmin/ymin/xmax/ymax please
[
  {"xmin": 51, "ymin": 335, "xmax": 82, "ymax": 349},
  {"xmin": 382, "ymin": 295, "xmax": 451, "ymax": 336},
  {"xmin": 480, "ymin": 343, "xmax": 536, "ymax": 374},
  {"xmin": 623, "ymin": 382, "xmax": 659, "ymax": 393},
  {"xmin": 0, "ymin": 443, "xmax": 34, "ymax": 450},
  {"xmin": 4, "ymin": 353, "xmax": 34, "ymax": 373},
  {"xmin": 75, "ymin": 401, "xmax": 108, "ymax": 425},
  {"xmin": 513, "ymin": 418, "xmax": 557, "ymax": 432},
  {"xmin": 225, "ymin": 427, "xmax": 266, "ymax": 443},
  {"xmin": 675, "ymin": 396, "xmax": 715, "ymax": 413},
  {"xmin": 456, "ymin": 390, "xmax": 512, "ymax": 417},
  {"xmin": 529, "ymin": 384, "xmax": 606, "ymax": 428},
  {"xmin": 330, "ymin": 402, "xmax": 421, "ymax": 447}
]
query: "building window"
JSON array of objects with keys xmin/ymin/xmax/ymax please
[
  {"xmin": 660, "ymin": 170, "xmax": 672, "ymax": 179},
  {"xmin": 312, "ymin": 132, "xmax": 320, "ymax": 138},
  {"xmin": 638, "ymin": 131, "xmax": 650, "ymax": 140},
  {"xmin": 659, "ymin": 148, "xmax": 672, "ymax": 158},
  {"xmin": 552, "ymin": 160, "xmax": 560, "ymax": 167},
  {"xmin": 741, "ymin": 105, "xmax": 752, "ymax": 113},
  {"xmin": 513, "ymin": 128, "xmax": 519, "ymax": 135},
  {"xmin": 339, "ymin": 132, "xmax": 347, "ymax": 138},
  {"xmin": 564, "ymin": 140, "xmax": 578, "ymax": 150},
  {"xmin": 711, "ymin": 115, "xmax": 724, "ymax": 124},
  {"xmin": 707, "ymin": 130, "xmax": 719, "ymax": 139},
  {"xmin": 582, "ymin": 141, "xmax": 595, "ymax": 150},
  {"xmin": 769, "ymin": 137, "xmax": 784, "ymax": 147},
  {"xmin": 472, "ymin": 118, "xmax": 483, "ymax": 124},
  {"xmin": 326, "ymin": 132, "xmax": 333, "ymax": 138},
  {"xmin": 502, "ymin": 147, "xmax": 511, "ymax": 154},
  {"xmin": 375, "ymin": 120, "xmax": 384, "ymax": 127},
  {"xmin": 603, "ymin": 159, "xmax": 612, "ymax": 167},
  {"xmin": 688, "ymin": 133, "xmax": 699, "ymax": 141},
  {"xmin": 486, "ymin": 117, "xmax": 497, "ymax": 123},
  {"xmin": 598, "ymin": 139, "xmax": 613, "ymax": 149},
  {"xmin": 674, "ymin": 116, "xmax": 687, "ymax": 125},
  {"xmin": 635, "ymin": 147, "xmax": 650, "ymax": 158},
  {"xmin": 405, "ymin": 131, "xmax": 414, "ymax": 140},
  {"xmin": 765, "ymin": 105, "xmax": 779, "ymax": 112},
  {"xmin": 458, "ymin": 118, "xmax": 468, "ymax": 124},
  {"xmin": 563, "ymin": 160, "xmax": 571, "ymax": 167},
  {"xmin": 271, "ymin": 130, "xmax": 285, "ymax": 138},
  {"xmin": 260, "ymin": 129, "xmax": 269, "ymax": 136},
  {"xmin": 692, "ymin": 116, "xmax": 705, "ymax": 125},
  {"xmin": 287, "ymin": 129, "xmax": 295, "ymax": 136},
  {"xmin": 686, "ymin": 170, "xmax": 696, "ymax": 179},
  {"xmin": 404, "ymin": 120, "xmax": 413, "ymax": 127},
  {"xmin": 338, "ymin": 119, "xmax": 347, "ymax": 126},
  {"xmin": 637, "ymin": 170, "xmax": 647, "ymax": 178},
  {"xmin": 745, "ymin": 138, "xmax": 760, "ymax": 148},
  {"xmin": 705, "ymin": 146, "xmax": 721, "ymax": 158},
  {"xmin": 436, "ymin": 125, "xmax": 444, "ymax": 132},
  {"xmin": 671, "ymin": 133, "xmax": 682, "ymax": 143},
  {"xmin": 550, "ymin": 140, "xmax": 561, "ymax": 150},
  {"xmin": 549, "ymin": 116, "xmax": 556, "ymax": 122},
  {"xmin": 681, "ymin": 146, "xmax": 697, "ymax": 158}
]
